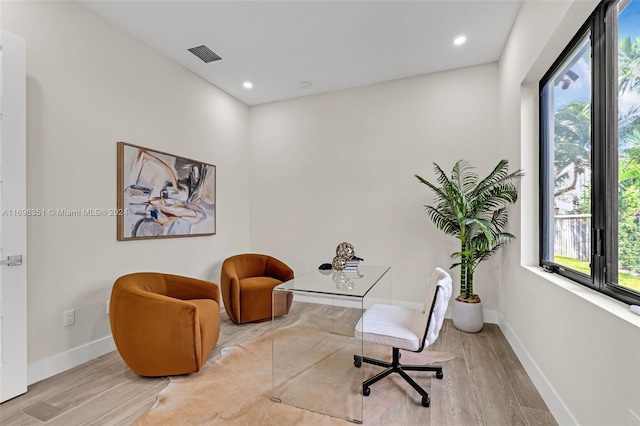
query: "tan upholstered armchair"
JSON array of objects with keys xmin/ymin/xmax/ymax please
[
  {"xmin": 110, "ymin": 272, "xmax": 221, "ymax": 377},
  {"xmin": 221, "ymin": 253, "xmax": 294, "ymax": 324}
]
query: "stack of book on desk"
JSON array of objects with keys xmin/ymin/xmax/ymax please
[
  {"xmin": 345, "ymin": 259, "xmax": 360, "ymax": 270},
  {"xmin": 343, "ymin": 259, "xmax": 362, "ymax": 278}
]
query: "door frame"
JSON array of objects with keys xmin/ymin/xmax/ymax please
[{"xmin": 0, "ymin": 28, "xmax": 28, "ymax": 403}]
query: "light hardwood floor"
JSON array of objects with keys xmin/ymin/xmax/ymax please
[{"xmin": 0, "ymin": 302, "xmax": 557, "ymax": 425}]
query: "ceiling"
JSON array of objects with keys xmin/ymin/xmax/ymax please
[{"xmin": 80, "ymin": 1, "xmax": 521, "ymax": 106}]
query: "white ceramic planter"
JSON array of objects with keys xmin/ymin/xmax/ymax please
[{"xmin": 452, "ymin": 298, "xmax": 484, "ymax": 333}]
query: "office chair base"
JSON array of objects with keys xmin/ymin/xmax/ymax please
[{"xmin": 354, "ymin": 347, "xmax": 442, "ymax": 408}]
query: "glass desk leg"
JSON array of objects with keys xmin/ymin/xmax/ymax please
[{"xmin": 272, "ymin": 290, "xmax": 364, "ymax": 423}]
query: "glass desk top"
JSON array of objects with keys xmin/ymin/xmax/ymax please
[{"xmin": 274, "ymin": 265, "xmax": 391, "ymax": 298}]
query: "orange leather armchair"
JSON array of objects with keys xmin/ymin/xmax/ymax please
[
  {"xmin": 110, "ymin": 272, "xmax": 221, "ymax": 377},
  {"xmin": 221, "ymin": 254, "xmax": 294, "ymax": 324}
]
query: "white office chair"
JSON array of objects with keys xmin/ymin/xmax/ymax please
[{"xmin": 354, "ymin": 267, "xmax": 452, "ymax": 407}]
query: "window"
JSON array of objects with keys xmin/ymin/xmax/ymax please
[{"xmin": 540, "ymin": 0, "xmax": 640, "ymax": 305}]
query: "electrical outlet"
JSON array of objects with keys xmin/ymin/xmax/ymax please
[
  {"xmin": 63, "ymin": 309, "xmax": 75, "ymax": 327},
  {"xmin": 630, "ymin": 409, "xmax": 640, "ymax": 426},
  {"xmin": 106, "ymin": 300, "xmax": 110, "ymax": 315}
]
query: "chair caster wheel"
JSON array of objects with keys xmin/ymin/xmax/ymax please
[
  {"xmin": 421, "ymin": 396, "xmax": 430, "ymax": 407},
  {"xmin": 354, "ymin": 356, "xmax": 362, "ymax": 368},
  {"xmin": 436, "ymin": 370, "xmax": 444, "ymax": 379},
  {"xmin": 363, "ymin": 387, "xmax": 371, "ymax": 397}
]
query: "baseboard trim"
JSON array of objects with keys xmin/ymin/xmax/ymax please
[
  {"xmin": 27, "ymin": 335, "xmax": 116, "ymax": 385},
  {"xmin": 483, "ymin": 309, "xmax": 499, "ymax": 324},
  {"xmin": 497, "ymin": 314, "xmax": 577, "ymax": 426}
]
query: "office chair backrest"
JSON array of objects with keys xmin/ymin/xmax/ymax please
[{"xmin": 417, "ymin": 267, "xmax": 452, "ymax": 351}]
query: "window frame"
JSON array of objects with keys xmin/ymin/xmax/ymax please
[{"xmin": 539, "ymin": 0, "xmax": 640, "ymax": 306}]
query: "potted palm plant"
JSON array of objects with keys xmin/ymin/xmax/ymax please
[{"xmin": 415, "ymin": 159, "xmax": 523, "ymax": 332}]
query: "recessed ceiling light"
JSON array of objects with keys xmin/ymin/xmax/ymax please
[
  {"xmin": 243, "ymin": 81, "xmax": 253, "ymax": 89},
  {"xmin": 454, "ymin": 36, "xmax": 467, "ymax": 46}
]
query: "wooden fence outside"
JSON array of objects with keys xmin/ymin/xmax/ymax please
[{"xmin": 554, "ymin": 214, "xmax": 591, "ymax": 261}]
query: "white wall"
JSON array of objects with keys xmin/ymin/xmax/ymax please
[
  {"xmin": 1, "ymin": 0, "xmax": 251, "ymax": 377},
  {"xmin": 249, "ymin": 64, "xmax": 503, "ymax": 310},
  {"xmin": 499, "ymin": 1, "xmax": 640, "ymax": 425}
]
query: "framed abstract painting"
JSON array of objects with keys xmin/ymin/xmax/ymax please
[{"xmin": 117, "ymin": 142, "xmax": 216, "ymax": 240}]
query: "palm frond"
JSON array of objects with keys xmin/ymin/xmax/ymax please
[
  {"xmin": 451, "ymin": 160, "xmax": 479, "ymax": 195},
  {"xmin": 425, "ymin": 206, "xmax": 460, "ymax": 236},
  {"xmin": 472, "ymin": 160, "xmax": 524, "ymax": 199}
]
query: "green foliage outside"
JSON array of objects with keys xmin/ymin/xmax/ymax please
[
  {"xmin": 616, "ymin": 36, "xmax": 640, "ymax": 281},
  {"xmin": 553, "ymin": 35, "xmax": 640, "ymax": 290},
  {"xmin": 619, "ymin": 182, "xmax": 640, "ymax": 272},
  {"xmin": 555, "ymin": 255, "xmax": 640, "ymax": 292}
]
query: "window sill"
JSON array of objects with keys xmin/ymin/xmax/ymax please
[{"xmin": 523, "ymin": 265, "xmax": 640, "ymax": 329}]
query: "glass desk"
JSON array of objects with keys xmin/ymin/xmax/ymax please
[{"xmin": 271, "ymin": 265, "xmax": 391, "ymax": 424}]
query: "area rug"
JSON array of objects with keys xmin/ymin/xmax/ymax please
[{"xmin": 134, "ymin": 312, "xmax": 454, "ymax": 425}]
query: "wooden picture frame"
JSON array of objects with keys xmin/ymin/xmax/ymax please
[{"xmin": 117, "ymin": 142, "xmax": 216, "ymax": 241}]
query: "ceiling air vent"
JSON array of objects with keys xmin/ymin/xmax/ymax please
[{"xmin": 187, "ymin": 45, "xmax": 222, "ymax": 63}]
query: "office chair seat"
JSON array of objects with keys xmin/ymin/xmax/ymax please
[{"xmin": 354, "ymin": 267, "xmax": 452, "ymax": 407}]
